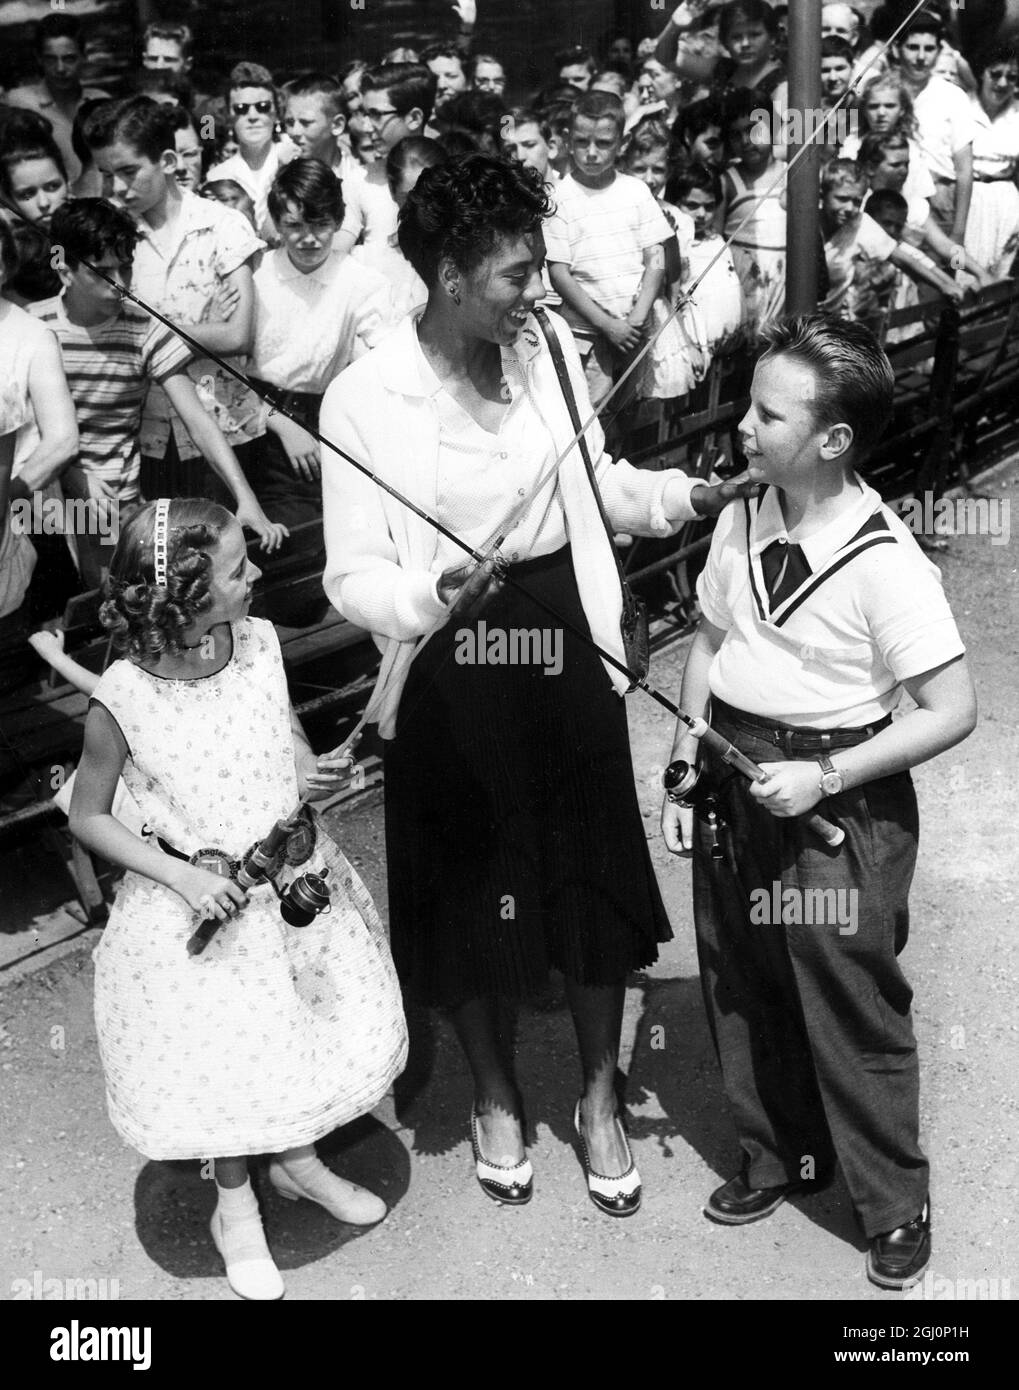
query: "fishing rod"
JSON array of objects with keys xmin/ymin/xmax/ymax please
[
  {"xmin": 51, "ymin": 269, "xmax": 846, "ymax": 844},
  {"xmin": 7, "ymin": 216, "xmax": 845, "ymax": 851}
]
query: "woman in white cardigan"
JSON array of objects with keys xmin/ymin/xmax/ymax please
[{"xmin": 320, "ymin": 154, "xmax": 751, "ymax": 1217}]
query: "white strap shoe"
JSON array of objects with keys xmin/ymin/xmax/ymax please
[
  {"xmin": 210, "ymin": 1202, "xmax": 285, "ymax": 1301},
  {"xmin": 268, "ymin": 1156, "xmax": 387, "ymax": 1226}
]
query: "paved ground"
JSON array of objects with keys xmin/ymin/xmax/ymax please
[{"xmin": 1, "ymin": 467, "xmax": 1017, "ymax": 1303}]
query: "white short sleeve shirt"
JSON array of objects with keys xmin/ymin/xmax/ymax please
[
  {"xmin": 544, "ymin": 172, "xmax": 672, "ymax": 329},
  {"xmin": 251, "ymin": 248, "xmax": 396, "ymax": 394},
  {"xmin": 913, "ymin": 74, "xmax": 978, "ymax": 181},
  {"xmin": 696, "ymin": 481, "xmax": 965, "ymax": 727}
]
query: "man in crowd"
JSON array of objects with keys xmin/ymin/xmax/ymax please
[{"xmin": 6, "ymin": 13, "xmax": 109, "ymax": 185}]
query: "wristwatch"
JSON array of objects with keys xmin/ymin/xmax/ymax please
[{"xmin": 817, "ymin": 754, "xmax": 845, "ymax": 797}]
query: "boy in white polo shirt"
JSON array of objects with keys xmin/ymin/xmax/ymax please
[
  {"xmin": 661, "ymin": 315, "xmax": 976, "ymax": 1290},
  {"xmin": 894, "ymin": 12, "xmax": 976, "ymax": 241},
  {"xmin": 248, "ymin": 157, "xmax": 394, "ymax": 529}
]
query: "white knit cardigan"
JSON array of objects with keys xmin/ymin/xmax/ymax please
[{"xmin": 319, "ymin": 309, "xmax": 700, "ymax": 738}]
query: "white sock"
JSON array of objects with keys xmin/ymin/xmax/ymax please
[
  {"xmin": 215, "ymin": 1177, "xmax": 258, "ymax": 1214},
  {"xmin": 277, "ymin": 1145, "xmax": 319, "ymax": 1179}
]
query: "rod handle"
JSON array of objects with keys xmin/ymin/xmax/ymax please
[{"xmin": 691, "ymin": 722, "xmax": 845, "ymax": 848}]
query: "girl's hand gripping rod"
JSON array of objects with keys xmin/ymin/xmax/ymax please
[{"xmin": 683, "ymin": 715, "xmax": 845, "ymax": 847}]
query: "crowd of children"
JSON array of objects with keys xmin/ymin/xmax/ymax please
[{"xmin": 0, "ymin": 8, "xmax": 1013, "ymax": 616}]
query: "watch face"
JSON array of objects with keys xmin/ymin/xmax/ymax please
[{"xmin": 821, "ymin": 772, "xmax": 843, "ymax": 796}]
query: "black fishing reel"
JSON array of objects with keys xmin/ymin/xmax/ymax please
[
  {"xmin": 277, "ymin": 868, "xmax": 332, "ymax": 928},
  {"xmin": 663, "ymin": 760, "xmax": 728, "ymax": 861},
  {"xmin": 662, "ymin": 759, "xmax": 709, "ymax": 808}
]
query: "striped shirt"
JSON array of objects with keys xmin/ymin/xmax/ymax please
[
  {"xmin": 29, "ymin": 295, "xmax": 191, "ymax": 502},
  {"xmin": 544, "ymin": 172, "xmax": 672, "ymax": 331}
]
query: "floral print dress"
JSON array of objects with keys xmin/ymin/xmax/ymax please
[{"xmin": 90, "ymin": 616, "xmax": 407, "ymax": 1160}]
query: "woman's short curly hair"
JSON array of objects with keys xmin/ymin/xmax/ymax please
[
  {"xmin": 100, "ymin": 497, "xmax": 235, "ymax": 661},
  {"xmin": 397, "ymin": 152, "xmax": 552, "ymax": 288}
]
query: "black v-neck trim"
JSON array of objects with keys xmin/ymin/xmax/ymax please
[
  {"xmin": 134, "ymin": 622, "xmax": 236, "ymax": 682},
  {"xmin": 743, "ymin": 498, "xmax": 896, "ymax": 626}
]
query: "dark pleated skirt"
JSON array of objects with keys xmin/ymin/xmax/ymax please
[{"xmin": 383, "ymin": 544, "xmax": 673, "ymax": 1008}]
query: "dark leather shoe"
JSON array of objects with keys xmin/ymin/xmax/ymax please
[
  {"xmin": 867, "ymin": 1201, "xmax": 931, "ymax": 1290},
  {"xmin": 705, "ymin": 1173, "xmax": 798, "ymax": 1225}
]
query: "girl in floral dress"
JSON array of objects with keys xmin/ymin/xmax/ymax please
[{"xmin": 70, "ymin": 497, "xmax": 407, "ymax": 1301}]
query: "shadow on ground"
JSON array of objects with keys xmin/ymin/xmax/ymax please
[
  {"xmin": 393, "ymin": 970, "xmax": 866, "ymax": 1252},
  {"xmin": 132, "ymin": 1115, "xmax": 412, "ymax": 1280}
]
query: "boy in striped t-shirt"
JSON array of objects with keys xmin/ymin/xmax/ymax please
[{"xmin": 33, "ymin": 199, "xmax": 284, "ymax": 588}]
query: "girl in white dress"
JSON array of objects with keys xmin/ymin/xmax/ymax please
[
  {"xmin": 70, "ymin": 497, "xmax": 407, "ymax": 1301},
  {"xmin": 965, "ymin": 48, "xmax": 1019, "ymax": 278}
]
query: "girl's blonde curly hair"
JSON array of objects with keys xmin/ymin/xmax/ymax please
[{"xmin": 100, "ymin": 497, "xmax": 236, "ymax": 661}]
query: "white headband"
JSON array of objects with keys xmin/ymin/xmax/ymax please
[{"xmin": 152, "ymin": 498, "xmax": 170, "ymax": 587}]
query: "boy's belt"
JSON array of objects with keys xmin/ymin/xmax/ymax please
[
  {"xmin": 249, "ymin": 377, "xmax": 323, "ymax": 425},
  {"xmin": 711, "ymin": 699, "xmax": 892, "ymax": 753}
]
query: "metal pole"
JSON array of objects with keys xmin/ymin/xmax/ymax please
[{"xmin": 785, "ymin": 0, "xmax": 823, "ymax": 314}]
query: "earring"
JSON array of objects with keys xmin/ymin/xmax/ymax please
[{"xmin": 448, "ymin": 285, "xmax": 461, "ymax": 305}]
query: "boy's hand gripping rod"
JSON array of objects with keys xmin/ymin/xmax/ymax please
[{"xmin": 681, "ymin": 717, "xmax": 844, "ymax": 847}]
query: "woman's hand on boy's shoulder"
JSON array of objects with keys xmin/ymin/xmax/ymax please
[{"xmin": 690, "ymin": 469, "xmax": 762, "ymax": 518}]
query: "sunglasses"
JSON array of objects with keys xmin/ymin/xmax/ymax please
[{"xmin": 232, "ymin": 100, "xmax": 274, "ymax": 117}]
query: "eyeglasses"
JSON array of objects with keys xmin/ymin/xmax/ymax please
[
  {"xmin": 363, "ymin": 107, "xmax": 401, "ymax": 126},
  {"xmin": 232, "ymin": 100, "xmax": 274, "ymax": 117}
]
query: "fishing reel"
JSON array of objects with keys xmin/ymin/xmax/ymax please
[
  {"xmin": 663, "ymin": 759, "xmax": 728, "ymax": 861},
  {"xmin": 662, "ymin": 758, "xmax": 709, "ymax": 808},
  {"xmin": 277, "ymin": 868, "xmax": 332, "ymax": 928},
  {"xmin": 236, "ymin": 808, "xmax": 331, "ymax": 928}
]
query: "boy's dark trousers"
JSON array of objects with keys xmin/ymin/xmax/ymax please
[
  {"xmin": 692, "ymin": 700, "xmax": 929, "ymax": 1239},
  {"xmin": 246, "ymin": 380, "xmax": 323, "ymax": 532}
]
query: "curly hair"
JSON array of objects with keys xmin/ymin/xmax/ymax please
[
  {"xmin": 398, "ymin": 153, "xmax": 552, "ymax": 288},
  {"xmin": 100, "ymin": 498, "xmax": 235, "ymax": 661},
  {"xmin": 855, "ymin": 73, "xmax": 918, "ymax": 141}
]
